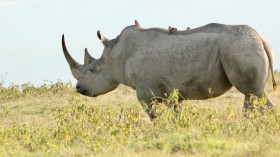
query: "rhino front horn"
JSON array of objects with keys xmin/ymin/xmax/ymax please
[{"xmin": 61, "ymin": 34, "xmax": 82, "ymax": 79}]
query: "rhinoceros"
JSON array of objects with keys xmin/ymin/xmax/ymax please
[{"xmin": 61, "ymin": 22, "xmax": 277, "ymax": 119}]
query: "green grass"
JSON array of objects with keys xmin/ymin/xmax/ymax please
[{"xmin": 0, "ymin": 73, "xmax": 280, "ymax": 157}]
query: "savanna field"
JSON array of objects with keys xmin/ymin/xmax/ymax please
[{"xmin": 0, "ymin": 73, "xmax": 280, "ymax": 157}]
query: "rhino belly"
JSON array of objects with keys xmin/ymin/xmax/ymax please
[{"xmin": 167, "ymin": 62, "xmax": 233, "ymax": 100}]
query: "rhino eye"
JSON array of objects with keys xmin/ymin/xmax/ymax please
[
  {"xmin": 89, "ymin": 66, "xmax": 98, "ymax": 73},
  {"xmin": 89, "ymin": 69, "xmax": 95, "ymax": 73}
]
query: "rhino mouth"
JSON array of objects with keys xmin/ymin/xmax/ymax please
[
  {"xmin": 78, "ymin": 91, "xmax": 97, "ymax": 97},
  {"xmin": 76, "ymin": 89, "xmax": 96, "ymax": 97}
]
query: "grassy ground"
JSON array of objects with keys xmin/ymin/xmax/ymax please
[{"xmin": 0, "ymin": 73, "xmax": 280, "ymax": 157}]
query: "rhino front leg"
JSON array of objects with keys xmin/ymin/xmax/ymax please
[{"xmin": 136, "ymin": 87, "xmax": 157, "ymax": 120}]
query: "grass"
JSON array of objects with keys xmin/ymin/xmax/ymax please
[{"xmin": 0, "ymin": 73, "xmax": 280, "ymax": 157}]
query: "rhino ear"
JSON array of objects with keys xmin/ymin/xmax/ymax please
[
  {"xmin": 97, "ymin": 30, "xmax": 109, "ymax": 47},
  {"xmin": 84, "ymin": 48, "xmax": 95, "ymax": 64},
  {"xmin": 135, "ymin": 20, "xmax": 140, "ymax": 27}
]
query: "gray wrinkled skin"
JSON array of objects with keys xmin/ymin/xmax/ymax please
[{"xmin": 62, "ymin": 23, "xmax": 277, "ymax": 119}]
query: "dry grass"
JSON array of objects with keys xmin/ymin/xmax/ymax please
[{"xmin": 0, "ymin": 73, "xmax": 279, "ymax": 157}]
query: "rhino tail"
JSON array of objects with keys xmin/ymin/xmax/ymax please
[{"xmin": 263, "ymin": 40, "xmax": 278, "ymax": 91}]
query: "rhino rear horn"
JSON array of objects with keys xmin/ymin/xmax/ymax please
[{"xmin": 84, "ymin": 48, "xmax": 96, "ymax": 64}]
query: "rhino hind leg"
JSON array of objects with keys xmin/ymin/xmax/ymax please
[
  {"xmin": 220, "ymin": 52, "xmax": 273, "ymax": 110},
  {"xmin": 265, "ymin": 98, "xmax": 273, "ymax": 107},
  {"xmin": 243, "ymin": 95, "xmax": 274, "ymax": 111}
]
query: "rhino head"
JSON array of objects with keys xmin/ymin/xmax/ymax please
[{"xmin": 61, "ymin": 31, "xmax": 119, "ymax": 97}]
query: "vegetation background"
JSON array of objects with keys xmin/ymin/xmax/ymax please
[{"xmin": 0, "ymin": 73, "xmax": 279, "ymax": 157}]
